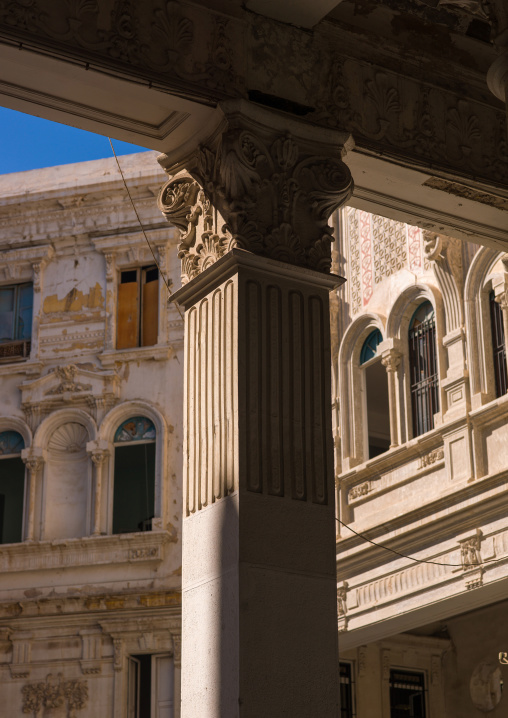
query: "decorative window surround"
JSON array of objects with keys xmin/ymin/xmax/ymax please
[
  {"xmin": 92, "ymin": 230, "xmax": 178, "ymax": 354},
  {"xmin": 20, "ymin": 364, "xmax": 120, "ymax": 431},
  {"xmin": 0, "ymin": 244, "xmax": 54, "ymax": 363},
  {"xmin": 0, "ymin": 529, "xmax": 173, "ymax": 574}
]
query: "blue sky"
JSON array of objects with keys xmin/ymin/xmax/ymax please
[{"xmin": 0, "ymin": 106, "xmax": 149, "ymax": 174}]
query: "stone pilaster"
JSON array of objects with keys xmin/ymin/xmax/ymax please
[
  {"xmin": 21, "ymin": 448, "xmax": 44, "ymax": 542},
  {"xmin": 381, "ymin": 349, "xmax": 402, "ymax": 449},
  {"xmin": 160, "ymin": 100, "xmax": 353, "ymax": 718},
  {"xmin": 86, "ymin": 441, "xmax": 109, "ymax": 536}
]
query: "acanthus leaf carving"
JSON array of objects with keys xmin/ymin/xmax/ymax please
[{"xmin": 158, "ymin": 107, "xmax": 353, "ymax": 279}]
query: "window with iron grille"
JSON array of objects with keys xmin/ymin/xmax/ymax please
[
  {"xmin": 408, "ymin": 302, "xmax": 439, "ymax": 438},
  {"xmin": 340, "ymin": 662, "xmax": 356, "ymax": 718},
  {"xmin": 389, "ymin": 669, "xmax": 427, "ymax": 718},
  {"xmin": 0, "ymin": 283, "xmax": 33, "ymax": 361},
  {"xmin": 489, "ymin": 291, "xmax": 507, "ymax": 398}
]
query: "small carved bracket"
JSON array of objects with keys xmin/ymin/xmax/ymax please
[
  {"xmin": 9, "ymin": 631, "xmax": 32, "ymax": 678},
  {"xmin": 79, "ymin": 628, "xmax": 102, "ymax": 675}
]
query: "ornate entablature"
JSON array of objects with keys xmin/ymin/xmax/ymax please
[
  {"xmin": 20, "ymin": 364, "xmax": 120, "ymax": 429},
  {"xmin": 158, "ymin": 100, "xmax": 354, "ymax": 280}
]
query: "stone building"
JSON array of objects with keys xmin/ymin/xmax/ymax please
[
  {"xmin": 334, "ymin": 208, "xmax": 508, "ymax": 716},
  {"xmin": 0, "ymin": 0, "xmax": 508, "ymax": 714},
  {"xmin": 0, "ymin": 151, "xmax": 184, "ymax": 717},
  {"xmin": 1, "ymin": 147, "xmax": 508, "ymax": 716}
]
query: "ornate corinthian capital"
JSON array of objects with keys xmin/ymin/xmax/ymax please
[
  {"xmin": 381, "ymin": 350, "xmax": 402, "ymax": 373},
  {"xmin": 158, "ymin": 100, "xmax": 353, "ymax": 282}
]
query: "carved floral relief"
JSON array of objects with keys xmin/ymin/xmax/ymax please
[
  {"xmin": 22, "ymin": 674, "xmax": 88, "ymax": 718},
  {"xmin": 159, "ymin": 115, "xmax": 353, "ymax": 279}
]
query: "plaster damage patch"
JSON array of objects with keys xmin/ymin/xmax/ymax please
[{"xmin": 43, "ymin": 283, "xmax": 104, "ymax": 315}]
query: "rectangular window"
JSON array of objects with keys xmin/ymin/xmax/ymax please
[
  {"xmin": 390, "ymin": 669, "xmax": 426, "ymax": 718},
  {"xmin": 489, "ymin": 291, "xmax": 507, "ymax": 397},
  {"xmin": 0, "ymin": 283, "xmax": 33, "ymax": 360},
  {"xmin": 340, "ymin": 662, "xmax": 356, "ymax": 718},
  {"xmin": 117, "ymin": 267, "xmax": 159, "ymax": 350},
  {"xmin": 128, "ymin": 653, "xmax": 174, "ymax": 718}
]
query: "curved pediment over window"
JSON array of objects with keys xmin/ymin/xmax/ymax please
[{"xmin": 20, "ymin": 364, "xmax": 120, "ymax": 430}]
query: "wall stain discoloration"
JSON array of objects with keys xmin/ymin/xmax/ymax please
[{"xmin": 43, "ymin": 283, "xmax": 104, "ymax": 314}]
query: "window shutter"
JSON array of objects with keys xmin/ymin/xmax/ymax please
[
  {"xmin": 152, "ymin": 654, "xmax": 174, "ymax": 718},
  {"xmin": 142, "ymin": 274, "xmax": 158, "ymax": 347},
  {"xmin": 127, "ymin": 656, "xmax": 140, "ymax": 718},
  {"xmin": 117, "ymin": 279, "xmax": 139, "ymax": 349}
]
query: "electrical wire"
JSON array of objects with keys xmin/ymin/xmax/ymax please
[
  {"xmin": 337, "ymin": 517, "xmax": 503, "ymax": 568},
  {"xmin": 108, "ymin": 137, "xmax": 184, "ymax": 321}
]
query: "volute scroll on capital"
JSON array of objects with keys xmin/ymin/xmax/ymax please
[{"xmin": 158, "ymin": 101, "xmax": 354, "ymax": 282}]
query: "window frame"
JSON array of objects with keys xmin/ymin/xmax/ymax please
[
  {"xmin": 0, "ymin": 429, "xmax": 27, "ymax": 545},
  {"xmin": 408, "ymin": 302, "xmax": 440, "ymax": 439},
  {"xmin": 489, "ymin": 289, "xmax": 507, "ymax": 398},
  {"xmin": 112, "ymin": 417, "xmax": 157, "ymax": 535},
  {"xmin": 389, "ymin": 667, "xmax": 428, "ymax": 718},
  {"xmin": 359, "ymin": 331, "xmax": 391, "ymax": 460},
  {"xmin": 117, "ymin": 265, "xmax": 159, "ymax": 351},
  {"xmin": 0, "ymin": 281, "xmax": 34, "ymax": 362},
  {"xmin": 338, "ymin": 316, "xmax": 387, "ymax": 468},
  {"xmin": 127, "ymin": 652, "xmax": 175, "ymax": 718},
  {"xmin": 339, "ymin": 660, "xmax": 356, "ymax": 718}
]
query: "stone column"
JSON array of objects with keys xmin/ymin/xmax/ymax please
[
  {"xmin": 87, "ymin": 442, "xmax": 109, "ymax": 536},
  {"xmin": 21, "ymin": 449, "xmax": 44, "ymax": 542},
  {"xmin": 159, "ymin": 99, "xmax": 353, "ymax": 718},
  {"xmin": 381, "ymin": 349, "xmax": 401, "ymax": 449}
]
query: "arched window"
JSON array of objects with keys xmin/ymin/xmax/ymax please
[
  {"xmin": 489, "ymin": 291, "xmax": 507, "ymax": 398},
  {"xmin": 0, "ymin": 430, "xmax": 25, "ymax": 543},
  {"xmin": 113, "ymin": 417, "xmax": 156, "ymax": 534},
  {"xmin": 360, "ymin": 330, "xmax": 390, "ymax": 459},
  {"xmin": 408, "ymin": 302, "xmax": 439, "ymax": 437}
]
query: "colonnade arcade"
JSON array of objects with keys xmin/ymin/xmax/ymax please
[{"xmin": 1, "ymin": 0, "xmax": 508, "ymax": 715}]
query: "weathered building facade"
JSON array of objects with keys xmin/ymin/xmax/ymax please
[
  {"xmin": 335, "ymin": 208, "xmax": 508, "ymax": 716},
  {"xmin": 0, "ymin": 152, "xmax": 184, "ymax": 717},
  {"xmin": 0, "ymin": 0, "xmax": 507, "ymax": 713}
]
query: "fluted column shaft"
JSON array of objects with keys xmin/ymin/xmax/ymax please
[{"xmin": 161, "ymin": 99, "xmax": 353, "ymax": 718}]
